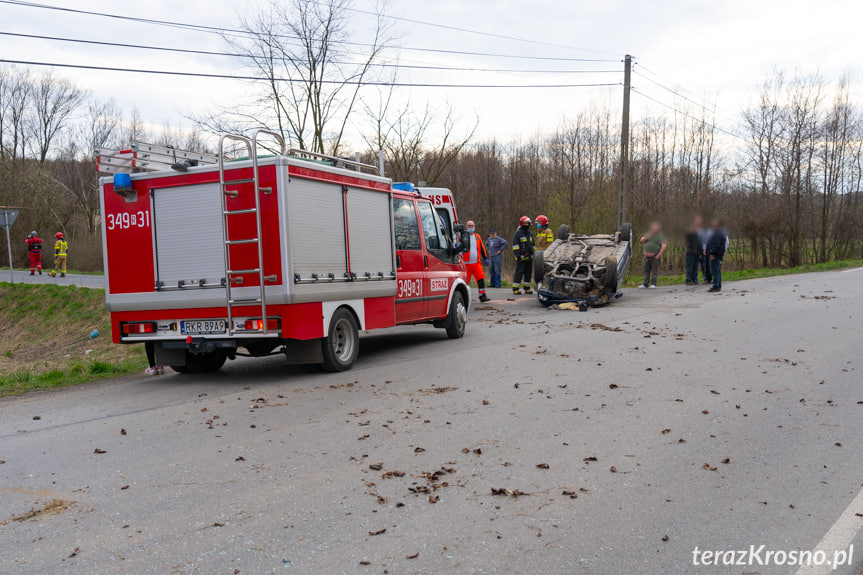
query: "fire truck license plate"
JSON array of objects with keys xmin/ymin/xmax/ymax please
[{"xmin": 181, "ymin": 320, "xmax": 227, "ymax": 335}]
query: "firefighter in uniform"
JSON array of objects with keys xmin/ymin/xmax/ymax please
[
  {"xmin": 49, "ymin": 232, "xmax": 67, "ymax": 277},
  {"xmin": 461, "ymin": 220, "xmax": 490, "ymax": 302},
  {"xmin": 535, "ymin": 215, "xmax": 554, "ymax": 251},
  {"xmin": 24, "ymin": 231, "xmax": 43, "ymax": 275},
  {"xmin": 512, "ymin": 216, "xmax": 535, "ymax": 295}
]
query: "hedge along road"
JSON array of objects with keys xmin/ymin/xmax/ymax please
[{"xmin": 0, "ymin": 271, "xmax": 860, "ymax": 575}]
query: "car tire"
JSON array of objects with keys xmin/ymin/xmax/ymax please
[
  {"xmin": 321, "ymin": 308, "xmax": 360, "ymax": 372},
  {"xmin": 619, "ymin": 223, "xmax": 632, "ymax": 243},
  {"xmin": 557, "ymin": 224, "xmax": 570, "ymax": 241},
  {"xmin": 603, "ymin": 256, "xmax": 619, "ymax": 291},
  {"xmin": 534, "ymin": 250, "xmax": 545, "ymax": 285},
  {"xmin": 445, "ymin": 290, "xmax": 467, "ymax": 339},
  {"xmin": 173, "ymin": 351, "xmax": 227, "ymax": 374}
]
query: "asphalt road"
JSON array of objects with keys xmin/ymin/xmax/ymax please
[
  {"xmin": 4, "ymin": 269, "xmax": 105, "ymax": 289},
  {"xmin": 1, "ymin": 269, "xmax": 862, "ymax": 575}
]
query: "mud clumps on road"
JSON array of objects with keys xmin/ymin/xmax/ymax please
[{"xmin": 1, "ymin": 499, "xmax": 74, "ymax": 525}]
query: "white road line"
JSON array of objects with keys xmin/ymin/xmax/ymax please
[
  {"xmin": 795, "ymin": 486, "xmax": 863, "ymax": 575},
  {"xmin": 841, "ymin": 267, "xmax": 863, "ymax": 273}
]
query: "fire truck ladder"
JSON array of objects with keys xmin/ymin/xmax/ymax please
[{"xmin": 218, "ymin": 130, "xmax": 286, "ymax": 336}]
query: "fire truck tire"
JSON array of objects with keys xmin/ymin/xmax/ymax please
[
  {"xmin": 445, "ymin": 290, "xmax": 467, "ymax": 339},
  {"xmin": 172, "ymin": 351, "xmax": 227, "ymax": 374},
  {"xmin": 321, "ymin": 307, "xmax": 359, "ymax": 372}
]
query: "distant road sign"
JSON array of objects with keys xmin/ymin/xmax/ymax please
[
  {"xmin": 0, "ymin": 207, "xmax": 20, "ymax": 231},
  {"xmin": 1, "ymin": 207, "xmax": 23, "ymax": 284}
]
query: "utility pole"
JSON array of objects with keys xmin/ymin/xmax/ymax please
[{"xmin": 618, "ymin": 54, "xmax": 632, "ymax": 230}]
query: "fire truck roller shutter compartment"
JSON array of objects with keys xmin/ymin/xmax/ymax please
[
  {"xmin": 345, "ymin": 187, "xmax": 395, "ymax": 284},
  {"xmin": 287, "ymin": 176, "xmax": 396, "ymax": 303},
  {"xmin": 288, "ymin": 177, "xmax": 346, "ymax": 281},
  {"xmin": 153, "ymin": 182, "xmax": 225, "ymax": 288}
]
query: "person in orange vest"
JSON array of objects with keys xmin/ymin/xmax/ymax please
[
  {"xmin": 49, "ymin": 232, "xmax": 67, "ymax": 277},
  {"xmin": 461, "ymin": 220, "xmax": 490, "ymax": 302},
  {"xmin": 24, "ymin": 231, "xmax": 43, "ymax": 275}
]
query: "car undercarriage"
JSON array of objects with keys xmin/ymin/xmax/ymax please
[{"xmin": 535, "ymin": 223, "xmax": 633, "ymax": 309}]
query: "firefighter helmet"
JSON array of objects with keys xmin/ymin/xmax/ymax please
[
  {"xmin": 55, "ymin": 232, "xmax": 64, "ymax": 239},
  {"xmin": 536, "ymin": 215, "xmax": 548, "ymax": 227},
  {"xmin": 519, "ymin": 216, "xmax": 532, "ymax": 227}
]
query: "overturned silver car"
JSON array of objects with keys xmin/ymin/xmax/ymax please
[{"xmin": 535, "ymin": 223, "xmax": 633, "ymax": 309}]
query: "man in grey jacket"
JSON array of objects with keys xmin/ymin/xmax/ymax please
[{"xmin": 485, "ymin": 230, "xmax": 508, "ymax": 288}]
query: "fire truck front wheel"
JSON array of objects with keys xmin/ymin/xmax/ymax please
[
  {"xmin": 445, "ymin": 290, "xmax": 468, "ymax": 339},
  {"xmin": 171, "ymin": 351, "xmax": 227, "ymax": 374},
  {"xmin": 320, "ymin": 308, "xmax": 359, "ymax": 372}
]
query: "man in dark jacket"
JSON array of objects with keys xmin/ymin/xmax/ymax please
[
  {"xmin": 512, "ymin": 216, "xmax": 535, "ymax": 295},
  {"xmin": 684, "ymin": 217, "xmax": 702, "ymax": 285},
  {"xmin": 705, "ymin": 218, "xmax": 728, "ymax": 292}
]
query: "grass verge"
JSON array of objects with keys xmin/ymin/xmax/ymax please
[
  {"xmin": 622, "ymin": 259, "xmax": 863, "ymax": 287},
  {"xmin": 0, "ymin": 283, "xmax": 144, "ymax": 397}
]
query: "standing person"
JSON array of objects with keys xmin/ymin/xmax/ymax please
[
  {"xmin": 461, "ymin": 220, "xmax": 490, "ymax": 302},
  {"xmin": 706, "ymin": 218, "xmax": 728, "ymax": 293},
  {"xmin": 512, "ymin": 216, "xmax": 535, "ymax": 295},
  {"xmin": 485, "ymin": 230, "xmax": 508, "ymax": 288},
  {"xmin": 144, "ymin": 342, "xmax": 164, "ymax": 376},
  {"xmin": 684, "ymin": 218, "xmax": 702, "ymax": 285},
  {"xmin": 24, "ymin": 231, "xmax": 43, "ymax": 275},
  {"xmin": 698, "ymin": 217, "xmax": 712, "ymax": 284},
  {"xmin": 638, "ymin": 221, "xmax": 667, "ymax": 289},
  {"xmin": 535, "ymin": 215, "xmax": 554, "ymax": 251},
  {"xmin": 49, "ymin": 232, "xmax": 67, "ymax": 277}
]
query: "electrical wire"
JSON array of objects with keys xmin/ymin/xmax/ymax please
[
  {"xmin": 631, "ymin": 87, "xmax": 745, "ymax": 140},
  {"xmin": 0, "ymin": 31, "xmax": 622, "ymax": 75},
  {"xmin": 0, "ymin": 0, "xmax": 620, "ymax": 63},
  {"xmin": 337, "ymin": 3, "xmax": 618, "ymax": 56},
  {"xmin": 634, "ymin": 63, "xmax": 737, "ymax": 121},
  {"xmin": 0, "ymin": 57, "xmax": 621, "ymax": 89}
]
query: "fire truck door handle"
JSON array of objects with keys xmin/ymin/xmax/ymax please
[
  {"xmin": 396, "ymin": 255, "xmax": 401, "ymax": 268},
  {"xmin": 423, "ymin": 255, "xmax": 428, "ymax": 268}
]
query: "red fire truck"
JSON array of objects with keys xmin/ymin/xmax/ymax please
[{"xmin": 98, "ymin": 131, "xmax": 469, "ymax": 373}]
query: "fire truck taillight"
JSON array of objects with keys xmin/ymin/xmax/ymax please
[
  {"xmin": 121, "ymin": 322, "xmax": 157, "ymax": 335},
  {"xmin": 244, "ymin": 318, "xmax": 280, "ymax": 331}
]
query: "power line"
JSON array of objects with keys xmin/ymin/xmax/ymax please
[
  {"xmin": 0, "ymin": 57, "xmax": 621, "ymax": 89},
  {"xmin": 631, "ymin": 87, "xmax": 745, "ymax": 140},
  {"xmin": 0, "ymin": 0, "xmax": 619, "ymax": 63},
  {"xmin": 0, "ymin": 31, "xmax": 622, "ymax": 75},
  {"xmin": 339, "ymin": 4, "xmax": 617, "ymax": 56},
  {"xmin": 633, "ymin": 63, "xmax": 737, "ymax": 121}
]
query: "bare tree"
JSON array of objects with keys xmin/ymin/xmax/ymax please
[
  {"xmin": 363, "ymin": 96, "xmax": 477, "ymax": 184},
  {"xmin": 203, "ymin": 0, "xmax": 392, "ymax": 155},
  {"xmin": 0, "ymin": 67, "xmax": 32, "ymax": 162},
  {"xmin": 30, "ymin": 71, "xmax": 85, "ymax": 166}
]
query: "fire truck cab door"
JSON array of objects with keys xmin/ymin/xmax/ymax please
[
  {"xmin": 416, "ymin": 201, "xmax": 455, "ymax": 320},
  {"xmin": 393, "ymin": 197, "xmax": 426, "ymax": 323}
]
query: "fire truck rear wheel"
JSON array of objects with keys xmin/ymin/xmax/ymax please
[
  {"xmin": 172, "ymin": 351, "xmax": 227, "ymax": 374},
  {"xmin": 321, "ymin": 308, "xmax": 359, "ymax": 372},
  {"xmin": 445, "ymin": 290, "xmax": 467, "ymax": 339}
]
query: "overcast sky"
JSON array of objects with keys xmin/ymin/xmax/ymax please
[{"xmin": 2, "ymin": 0, "xmax": 861, "ymax": 151}]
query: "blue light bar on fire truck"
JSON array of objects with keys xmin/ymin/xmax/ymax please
[{"xmin": 392, "ymin": 182, "xmax": 416, "ymax": 193}]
